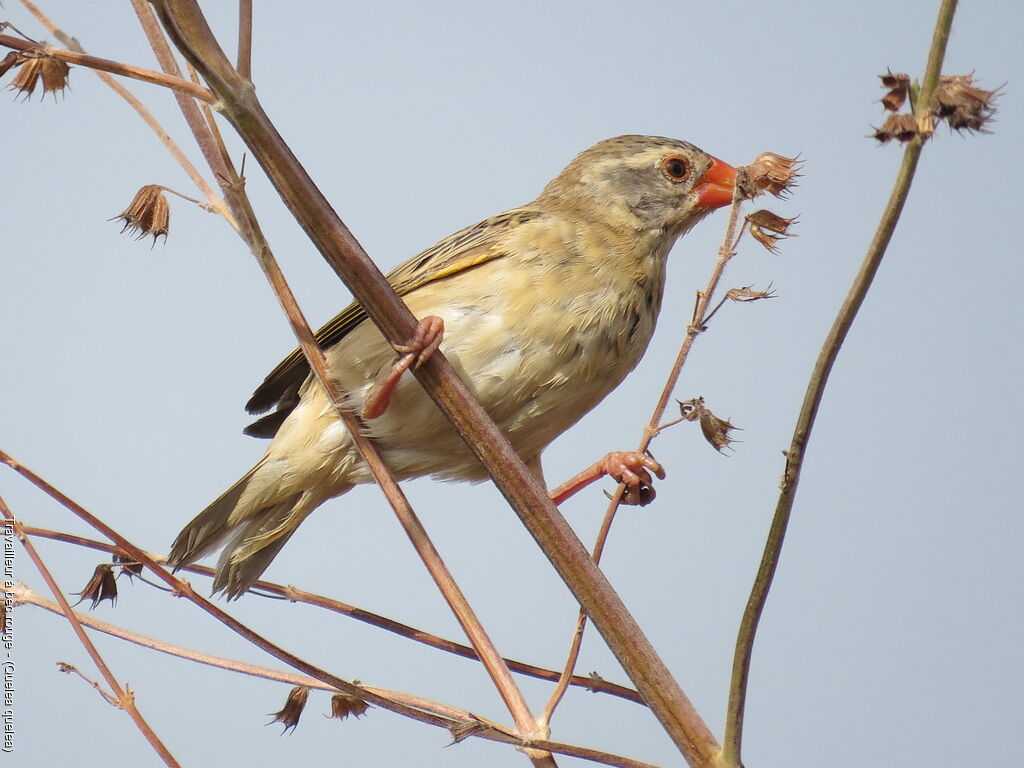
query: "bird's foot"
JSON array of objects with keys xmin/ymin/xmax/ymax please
[
  {"xmin": 361, "ymin": 316, "xmax": 445, "ymax": 419},
  {"xmin": 549, "ymin": 451, "xmax": 665, "ymax": 506}
]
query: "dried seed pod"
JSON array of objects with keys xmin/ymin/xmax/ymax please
[
  {"xmin": 8, "ymin": 53, "xmax": 70, "ymax": 98},
  {"xmin": 268, "ymin": 686, "xmax": 309, "ymax": 733},
  {"xmin": 114, "ymin": 185, "xmax": 170, "ymax": 243},
  {"xmin": 699, "ymin": 409, "xmax": 740, "ymax": 453},
  {"xmin": 74, "ymin": 564, "xmax": 118, "ymax": 609},
  {"xmin": 873, "ymin": 113, "xmax": 919, "ymax": 144},
  {"xmin": 932, "ymin": 74, "xmax": 1000, "ymax": 134},
  {"xmin": 673, "ymin": 397, "xmax": 741, "ymax": 453},
  {"xmin": 880, "ymin": 70, "xmax": 910, "ymax": 111},
  {"xmin": 747, "ymin": 210, "xmax": 797, "ymax": 253},
  {"xmin": 741, "ymin": 152, "xmax": 801, "ymax": 199},
  {"xmin": 326, "ymin": 693, "xmax": 370, "ymax": 721},
  {"xmin": 747, "ymin": 209, "xmax": 797, "ymax": 236}
]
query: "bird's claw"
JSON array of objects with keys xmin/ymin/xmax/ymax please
[
  {"xmin": 361, "ymin": 316, "xmax": 445, "ymax": 419},
  {"xmin": 600, "ymin": 451, "xmax": 665, "ymax": 506},
  {"xmin": 549, "ymin": 450, "xmax": 665, "ymax": 506},
  {"xmin": 394, "ymin": 315, "xmax": 445, "ymax": 369}
]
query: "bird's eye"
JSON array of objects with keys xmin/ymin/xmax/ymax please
[{"xmin": 661, "ymin": 156, "xmax": 691, "ymax": 183}]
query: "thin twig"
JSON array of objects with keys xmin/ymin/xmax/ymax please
[
  {"xmin": 0, "ymin": 32, "xmax": 213, "ymax": 102},
  {"xmin": 236, "ymin": 0, "xmax": 252, "ymax": 80},
  {"xmin": 10, "ymin": 1, "xmax": 232, "ymax": 224},
  {"xmin": 543, "ymin": 184, "xmax": 748, "ymax": 726},
  {"xmin": 13, "ymin": 583, "xmax": 506, "ymax": 726},
  {"xmin": 0, "ymin": 447, "xmax": 487, "ymax": 725},
  {"xmin": 720, "ymin": 1, "xmax": 960, "ymax": 765},
  {"xmin": 11, "ymin": 582, "xmax": 656, "ymax": 768},
  {"xmin": 55, "ymin": 662, "xmax": 121, "ymax": 707},
  {"xmin": 128, "ymin": 0, "xmax": 237, "ymax": 211},
  {"xmin": 20, "ymin": 524, "xmax": 644, "ymax": 705},
  {"xmin": 0, "ymin": 495, "xmax": 181, "ymax": 767}
]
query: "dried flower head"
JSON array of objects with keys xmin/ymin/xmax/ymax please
[
  {"xmin": 873, "ymin": 71, "xmax": 999, "ymax": 144},
  {"xmin": 872, "ymin": 113, "xmax": 919, "ymax": 144},
  {"xmin": 268, "ymin": 686, "xmax": 309, "ymax": 733},
  {"xmin": 8, "ymin": 53, "xmax": 70, "ymax": 99},
  {"xmin": 746, "ymin": 210, "xmax": 797, "ymax": 254},
  {"xmin": 114, "ymin": 185, "xmax": 170, "ymax": 243},
  {"xmin": 74, "ymin": 564, "xmax": 118, "ymax": 609},
  {"xmin": 674, "ymin": 397, "xmax": 741, "ymax": 453},
  {"xmin": 746, "ymin": 210, "xmax": 796, "ymax": 235},
  {"xmin": 880, "ymin": 71, "xmax": 911, "ymax": 111},
  {"xmin": 699, "ymin": 409, "xmax": 740, "ymax": 453},
  {"xmin": 740, "ymin": 152, "xmax": 801, "ymax": 199},
  {"xmin": 932, "ymin": 74, "xmax": 1000, "ymax": 134},
  {"xmin": 326, "ymin": 693, "xmax": 370, "ymax": 721},
  {"xmin": 749, "ymin": 224, "xmax": 780, "ymax": 252}
]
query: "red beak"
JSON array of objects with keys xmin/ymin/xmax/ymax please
[{"xmin": 694, "ymin": 156, "xmax": 737, "ymax": 209}]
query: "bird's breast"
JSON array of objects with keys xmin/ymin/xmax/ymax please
[{"xmin": 333, "ymin": 217, "xmax": 671, "ymax": 481}]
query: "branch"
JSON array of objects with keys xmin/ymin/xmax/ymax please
[
  {"xmin": 0, "ymin": 496, "xmax": 180, "ymax": 767},
  {"xmin": 0, "ymin": 449, "xmax": 478, "ymax": 726},
  {"xmin": 721, "ymin": 1, "xmax": 960, "ymax": 765},
  {"xmin": 544, "ymin": 179, "xmax": 749, "ymax": 726},
  {"xmin": 21, "ymin": 525, "xmax": 644, "ymax": 705},
  {"xmin": 13, "ymin": 1, "xmax": 232, "ymax": 225},
  {"xmin": 236, "ymin": 0, "xmax": 252, "ymax": 80},
  {"xmin": 11, "ymin": 584, "xmax": 658, "ymax": 768},
  {"xmin": 0, "ymin": 32, "xmax": 214, "ymax": 102}
]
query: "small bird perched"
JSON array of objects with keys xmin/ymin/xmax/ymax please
[{"xmin": 170, "ymin": 135, "xmax": 737, "ymax": 598}]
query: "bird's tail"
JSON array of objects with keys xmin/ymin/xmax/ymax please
[{"xmin": 168, "ymin": 463, "xmax": 345, "ymax": 599}]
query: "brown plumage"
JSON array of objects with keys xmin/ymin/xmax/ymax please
[{"xmin": 169, "ymin": 135, "xmax": 737, "ymax": 598}]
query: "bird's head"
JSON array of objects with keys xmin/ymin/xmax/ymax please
[{"xmin": 537, "ymin": 135, "xmax": 736, "ymax": 237}]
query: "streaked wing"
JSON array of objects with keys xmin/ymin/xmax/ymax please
[{"xmin": 243, "ymin": 207, "xmax": 543, "ymax": 425}]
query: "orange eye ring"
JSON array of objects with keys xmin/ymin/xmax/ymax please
[{"xmin": 661, "ymin": 156, "xmax": 691, "ymax": 183}]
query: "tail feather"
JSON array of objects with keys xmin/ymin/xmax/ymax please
[
  {"xmin": 168, "ymin": 467, "xmax": 259, "ymax": 568},
  {"xmin": 170, "ymin": 463, "xmax": 350, "ymax": 599},
  {"xmin": 211, "ymin": 496, "xmax": 313, "ymax": 599}
]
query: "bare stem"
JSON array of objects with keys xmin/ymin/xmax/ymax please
[
  {"xmin": 236, "ymin": 0, "xmax": 252, "ymax": 80},
  {"xmin": 12, "ymin": 583, "xmax": 505, "ymax": 726},
  {"xmin": 0, "ymin": 495, "xmax": 180, "ymax": 767},
  {"xmin": 0, "ymin": 31, "xmax": 213, "ymax": 102},
  {"xmin": 23, "ymin": 522, "xmax": 645, "ymax": 705},
  {"xmin": 0, "ymin": 448, "xmax": 495, "ymax": 725},
  {"xmin": 543, "ymin": 185, "xmax": 748, "ymax": 727},
  {"xmin": 11, "ymin": 582, "xmax": 654, "ymax": 768},
  {"xmin": 128, "ymin": 0, "xmax": 237, "ymax": 209},
  {"xmin": 9, "ymin": 1, "xmax": 231, "ymax": 223},
  {"xmin": 720, "ymin": 2, "xmax": 960, "ymax": 765}
]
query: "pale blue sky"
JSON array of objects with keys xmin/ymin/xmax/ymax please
[{"xmin": 4, "ymin": 2, "xmax": 1022, "ymax": 767}]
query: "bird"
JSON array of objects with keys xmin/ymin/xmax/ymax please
[{"xmin": 169, "ymin": 135, "xmax": 737, "ymax": 598}]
